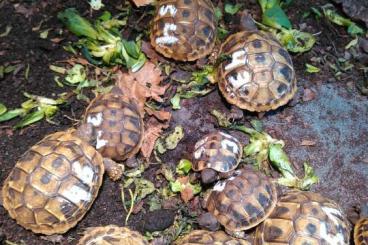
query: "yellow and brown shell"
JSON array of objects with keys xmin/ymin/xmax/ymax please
[
  {"xmin": 255, "ymin": 191, "xmax": 351, "ymax": 245},
  {"xmin": 84, "ymin": 92, "xmax": 144, "ymax": 162},
  {"xmin": 78, "ymin": 225, "xmax": 148, "ymax": 245},
  {"xmin": 355, "ymin": 217, "xmax": 368, "ymax": 245},
  {"xmin": 218, "ymin": 31, "xmax": 297, "ymax": 112},
  {"xmin": 206, "ymin": 167, "xmax": 277, "ymax": 232},
  {"xmin": 192, "ymin": 131, "xmax": 242, "ymax": 173},
  {"xmin": 1, "ymin": 130, "xmax": 104, "ymax": 235},
  {"xmin": 150, "ymin": 0, "xmax": 217, "ymax": 61},
  {"xmin": 174, "ymin": 230, "xmax": 251, "ymax": 244}
]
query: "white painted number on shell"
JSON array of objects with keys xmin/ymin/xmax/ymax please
[
  {"xmin": 72, "ymin": 161, "xmax": 94, "ymax": 186},
  {"xmin": 61, "ymin": 185, "xmax": 91, "ymax": 204},
  {"xmin": 229, "ymin": 70, "xmax": 251, "ymax": 90},
  {"xmin": 159, "ymin": 5, "xmax": 177, "ymax": 16},
  {"xmin": 221, "ymin": 139, "xmax": 239, "ymax": 154},
  {"xmin": 87, "ymin": 112, "xmax": 103, "ymax": 127},
  {"xmin": 156, "ymin": 23, "xmax": 178, "ymax": 45},
  {"xmin": 225, "ymin": 50, "xmax": 247, "ymax": 71},
  {"xmin": 213, "ymin": 180, "xmax": 227, "ymax": 192},
  {"xmin": 320, "ymin": 206, "xmax": 348, "ymax": 245},
  {"xmin": 96, "ymin": 130, "xmax": 108, "ymax": 149}
]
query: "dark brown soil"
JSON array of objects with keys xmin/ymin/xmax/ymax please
[{"xmin": 0, "ymin": 0, "xmax": 367, "ymax": 244}]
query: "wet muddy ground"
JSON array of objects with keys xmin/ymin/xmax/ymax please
[{"xmin": 0, "ymin": 0, "xmax": 367, "ymax": 244}]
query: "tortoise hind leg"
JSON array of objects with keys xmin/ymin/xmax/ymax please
[{"xmin": 103, "ymin": 158, "xmax": 124, "ymax": 181}]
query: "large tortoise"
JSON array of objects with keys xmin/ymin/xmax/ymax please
[
  {"xmin": 150, "ymin": 0, "xmax": 217, "ymax": 61},
  {"xmin": 1, "ymin": 129, "xmax": 122, "ymax": 235},
  {"xmin": 174, "ymin": 230, "xmax": 251, "ymax": 244},
  {"xmin": 254, "ymin": 191, "xmax": 350, "ymax": 245},
  {"xmin": 192, "ymin": 131, "xmax": 243, "ymax": 183},
  {"xmin": 354, "ymin": 203, "xmax": 368, "ymax": 245},
  {"xmin": 206, "ymin": 167, "xmax": 277, "ymax": 237},
  {"xmin": 77, "ymin": 225, "xmax": 148, "ymax": 245},
  {"xmin": 82, "ymin": 87, "xmax": 144, "ymax": 162},
  {"xmin": 218, "ymin": 30, "xmax": 297, "ymax": 112}
]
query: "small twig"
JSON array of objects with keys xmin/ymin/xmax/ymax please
[{"xmin": 125, "ymin": 189, "xmax": 136, "ymax": 225}]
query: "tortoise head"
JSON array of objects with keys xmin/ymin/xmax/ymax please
[
  {"xmin": 74, "ymin": 123, "xmax": 95, "ymax": 145},
  {"xmin": 238, "ymin": 10, "xmax": 258, "ymax": 33}
]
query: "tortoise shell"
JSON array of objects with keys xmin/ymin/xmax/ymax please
[
  {"xmin": 354, "ymin": 217, "xmax": 368, "ymax": 245},
  {"xmin": 174, "ymin": 230, "xmax": 251, "ymax": 245},
  {"xmin": 192, "ymin": 131, "xmax": 242, "ymax": 173},
  {"xmin": 84, "ymin": 92, "xmax": 144, "ymax": 162},
  {"xmin": 206, "ymin": 167, "xmax": 277, "ymax": 232},
  {"xmin": 78, "ymin": 225, "xmax": 148, "ymax": 245},
  {"xmin": 255, "ymin": 191, "xmax": 351, "ymax": 245},
  {"xmin": 218, "ymin": 31, "xmax": 297, "ymax": 112},
  {"xmin": 1, "ymin": 130, "xmax": 104, "ymax": 235},
  {"xmin": 150, "ymin": 0, "xmax": 217, "ymax": 61}
]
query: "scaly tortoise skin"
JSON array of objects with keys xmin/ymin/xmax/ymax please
[
  {"xmin": 1, "ymin": 130, "xmax": 105, "ymax": 235},
  {"xmin": 354, "ymin": 204, "xmax": 368, "ymax": 245},
  {"xmin": 174, "ymin": 230, "xmax": 251, "ymax": 245},
  {"xmin": 78, "ymin": 225, "xmax": 148, "ymax": 245},
  {"xmin": 218, "ymin": 31, "xmax": 297, "ymax": 112},
  {"xmin": 192, "ymin": 131, "xmax": 242, "ymax": 173},
  {"xmin": 150, "ymin": 0, "xmax": 217, "ymax": 61},
  {"xmin": 83, "ymin": 90, "xmax": 144, "ymax": 162},
  {"xmin": 206, "ymin": 167, "xmax": 277, "ymax": 232},
  {"xmin": 255, "ymin": 191, "xmax": 350, "ymax": 245}
]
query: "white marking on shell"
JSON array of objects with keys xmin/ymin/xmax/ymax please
[
  {"xmin": 228, "ymin": 70, "xmax": 251, "ymax": 90},
  {"xmin": 213, "ymin": 180, "xmax": 227, "ymax": 192},
  {"xmin": 61, "ymin": 185, "xmax": 91, "ymax": 204},
  {"xmin": 320, "ymin": 206, "xmax": 347, "ymax": 245},
  {"xmin": 159, "ymin": 5, "xmax": 177, "ymax": 16},
  {"xmin": 155, "ymin": 23, "xmax": 178, "ymax": 45},
  {"xmin": 221, "ymin": 139, "xmax": 239, "ymax": 154},
  {"xmin": 96, "ymin": 130, "xmax": 108, "ymax": 149},
  {"xmin": 72, "ymin": 161, "xmax": 94, "ymax": 186},
  {"xmin": 228, "ymin": 176, "xmax": 235, "ymax": 181},
  {"xmin": 225, "ymin": 50, "xmax": 247, "ymax": 71},
  {"xmin": 194, "ymin": 146, "xmax": 205, "ymax": 159},
  {"xmin": 87, "ymin": 112, "xmax": 103, "ymax": 127}
]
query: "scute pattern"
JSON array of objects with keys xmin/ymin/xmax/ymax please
[
  {"xmin": 174, "ymin": 230, "xmax": 251, "ymax": 244},
  {"xmin": 84, "ymin": 92, "xmax": 144, "ymax": 161},
  {"xmin": 78, "ymin": 225, "xmax": 148, "ymax": 245},
  {"xmin": 192, "ymin": 131, "xmax": 242, "ymax": 172},
  {"xmin": 2, "ymin": 130, "xmax": 104, "ymax": 235},
  {"xmin": 255, "ymin": 191, "xmax": 351, "ymax": 245},
  {"xmin": 150, "ymin": 0, "xmax": 217, "ymax": 61},
  {"xmin": 355, "ymin": 218, "xmax": 368, "ymax": 245},
  {"xmin": 207, "ymin": 168, "xmax": 277, "ymax": 231},
  {"xmin": 218, "ymin": 31, "xmax": 297, "ymax": 112}
]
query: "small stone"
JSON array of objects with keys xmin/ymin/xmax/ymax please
[
  {"xmin": 198, "ymin": 212, "xmax": 220, "ymax": 231},
  {"xmin": 201, "ymin": 168, "xmax": 218, "ymax": 184},
  {"xmin": 142, "ymin": 209, "xmax": 176, "ymax": 232}
]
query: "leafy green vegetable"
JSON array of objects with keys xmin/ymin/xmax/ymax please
[
  {"xmin": 156, "ymin": 126, "xmax": 185, "ymax": 154},
  {"xmin": 0, "ymin": 109, "xmax": 24, "ymax": 123},
  {"xmin": 0, "ymin": 103, "xmax": 6, "ymax": 115},
  {"xmin": 58, "ymin": 8, "xmax": 98, "ymax": 39},
  {"xmin": 224, "ymin": 3, "xmax": 243, "ymax": 15},
  {"xmin": 89, "ymin": 0, "xmax": 104, "ymax": 10},
  {"xmin": 276, "ymin": 28, "xmax": 316, "ymax": 53},
  {"xmin": 176, "ymin": 159, "xmax": 192, "ymax": 175},
  {"xmin": 305, "ymin": 63, "xmax": 320, "ymax": 73},
  {"xmin": 322, "ymin": 6, "xmax": 364, "ymax": 36},
  {"xmin": 65, "ymin": 64, "xmax": 87, "ymax": 85}
]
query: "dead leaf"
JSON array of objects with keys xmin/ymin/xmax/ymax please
[
  {"xmin": 50, "ymin": 37, "xmax": 64, "ymax": 43},
  {"xmin": 130, "ymin": 0, "xmax": 155, "ymax": 7},
  {"xmin": 116, "ymin": 61, "xmax": 169, "ymax": 115},
  {"xmin": 141, "ymin": 117, "xmax": 170, "ymax": 158},
  {"xmin": 301, "ymin": 139, "xmax": 316, "ymax": 146},
  {"xmin": 302, "ymin": 88, "xmax": 316, "ymax": 102},
  {"xmin": 132, "ymin": 200, "xmax": 144, "ymax": 214},
  {"xmin": 40, "ymin": 234, "xmax": 64, "ymax": 244},
  {"xmin": 180, "ymin": 186, "xmax": 194, "ymax": 203},
  {"xmin": 141, "ymin": 41, "xmax": 166, "ymax": 63},
  {"xmin": 145, "ymin": 107, "xmax": 171, "ymax": 121},
  {"xmin": 14, "ymin": 4, "xmax": 34, "ymax": 18}
]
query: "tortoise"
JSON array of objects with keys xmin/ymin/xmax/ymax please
[
  {"xmin": 192, "ymin": 131, "xmax": 243, "ymax": 184},
  {"xmin": 217, "ymin": 13, "xmax": 297, "ymax": 112},
  {"xmin": 205, "ymin": 167, "xmax": 277, "ymax": 237},
  {"xmin": 82, "ymin": 87, "xmax": 144, "ymax": 162},
  {"xmin": 150, "ymin": 0, "xmax": 217, "ymax": 61},
  {"xmin": 174, "ymin": 230, "xmax": 251, "ymax": 245},
  {"xmin": 1, "ymin": 129, "xmax": 123, "ymax": 235},
  {"xmin": 77, "ymin": 225, "xmax": 148, "ymax": 245},
  {"xmin": 354, "ymin": 203, "xmax": 368, "ymax": 245},
  {"xmin": 254, "ymin": 191, "xmax": 351, "ymax": 245}
]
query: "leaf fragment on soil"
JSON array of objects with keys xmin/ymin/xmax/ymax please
[
  {"xmin": 141, "ymin": 117, "xmax": 170, "ymax": 159},
  {"xmin": 130, "ymin": 0, "xmax": 155, "ymax": 7}
]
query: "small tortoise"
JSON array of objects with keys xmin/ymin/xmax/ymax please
[
  {"xmin": 192, "ymin": 131, "xmax": 242, "ymax": 184},
  {"xmin": 206, "ymin": 167, "xmax": 277, "ymax": 237},
  {"xmin": 82, "ymin": 87, "xmax": 144, "ymax": 162},
  {"xmin": 354, "ymin": 203, "xmax": 368, "ymax": 245},
  {"xmin": 78, "ymin": 225, "xmax": 148, "ymax": 245},
  {"xmin": 150, "ymin": 0, "xmax": 217, "ymax": 61},
  {"xmin": 218, "ymin": 30, "xmax": 297, "ymax": 112},
  {"xmin": 1, "ymin": 129, "xmax": 122, "ymax": 235},
  {"xmin": 254, "ymin": 191, "xmax": 350, "ymax": 245},
  {"xmin": 174, "ymin": 230, "xmax": 251, "ymax": 245}
]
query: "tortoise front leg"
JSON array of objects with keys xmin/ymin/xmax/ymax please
[{"xmin": 103, "ymin": 158, "xmax": 124, "ymax": 181}]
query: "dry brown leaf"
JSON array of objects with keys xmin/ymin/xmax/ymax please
[
  {"xmin": 40, "ymin": 234, "xmax": 64, "ymax": 244},
  {"xmin": 116, "ymin": 61, "xmax": 169, "ymax": 115},
  {"xmin": 302, "ymin": 88, "xmax": 316, "ymax": 102},
  {"xmin": 141, "ymin": 41, "xmax": 166, "ymax": 63},
  {"xmin": 301, "ymin": 139, "xmax": 316, "ymax": 146},
  {"xmin": 130, "ymin": 0, "xmax": 155, "ymax": 7},
  {"xmin": 14, "ymin": 4, "xmax": 34, "ymax": 18},
  {"xmin": 141, "ymin": 117, "xmax": 170, "ymax": 158},
  {"xmin": 145, "ymin": 107, "xmax": 171, "ymax": 121},
  {"xmin": 180, "ymin": 186, "xmax": 194, "ymax": 203}
]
